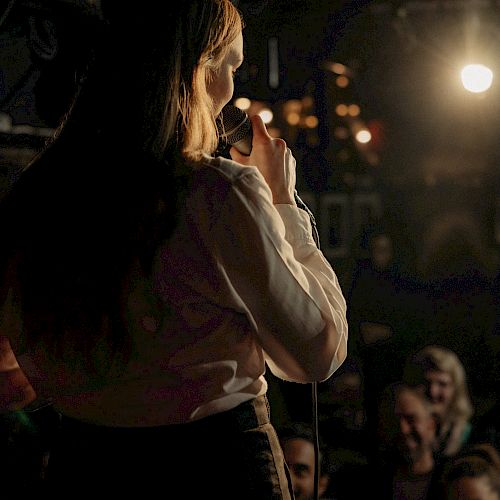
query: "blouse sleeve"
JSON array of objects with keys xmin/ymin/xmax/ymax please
[{"xmin": 210, "ymin": 165, "xmax": 348, "ymax": 383}]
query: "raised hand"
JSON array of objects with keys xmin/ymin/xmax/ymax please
[{"xmin": 230, "ymin": 114, "xmax": 296, "ymax": 205}]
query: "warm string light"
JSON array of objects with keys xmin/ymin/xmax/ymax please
[{"xmin": 232, "ymin": 58, "xmax": 374, "ymax": 166}]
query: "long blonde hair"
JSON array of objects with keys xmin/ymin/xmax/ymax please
[
  {"xmin": 135, "ymin": 0, "xmax": 244, "ymax": 161},
  {"xmin": 181, "ymin": 1, "xmax": 243, "ymax": 159},
  {"xmin": 1, "ymin": 1, "xmax": 244, "ymax": 366}
]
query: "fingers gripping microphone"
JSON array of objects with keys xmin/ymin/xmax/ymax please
[
  {"xmin": 217, "ymin": 104, "xmax": 320, "ymax": 248},
  {"xmin": 217, "ymin": 104, "xmax": 253, "ymax": 156}
]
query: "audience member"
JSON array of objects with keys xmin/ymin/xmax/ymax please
[
  {"xmin": 438, "ymin": 443, "xmax": 500, "ymax": 499},
  {"xmin": 403, "ymin": 345, "xmax": 474, "ymax": 458},
  {"xmin": 373, "ymin": 382, "xmax": 443, "ymax": 500},
  {"xmin": 278, "ymin": 421, "xmax": 331, "ymax": 500}
]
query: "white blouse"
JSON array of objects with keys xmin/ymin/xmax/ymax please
[{"xmin": 5, "ymin": 154, "xmax": 348, "ymax": 427}]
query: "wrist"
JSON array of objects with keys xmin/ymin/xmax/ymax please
[{"xmin": 273, "ymin": 195, "xmax": 295, "ymax": 205}]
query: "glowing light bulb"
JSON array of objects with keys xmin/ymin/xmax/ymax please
[
  {"xmin": 259, "ymin": 109, "xmax": 273, "ymax": 124},
  {"xmin": 355, "ymin": 129, "xmax": 372, "ymax": 144},
  {"xmin": 234, "ymin": 97, "xmax": 251, "ymax": 110},
  {"xmin": 461, "ymin": 64, "xmax": 493, "ymax": 93}
]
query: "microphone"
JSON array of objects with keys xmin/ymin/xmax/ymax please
[
  {"xmin": 217, "ymin": 104, "xmax": 320, "ymax": 248},
  {"xmin": 217, "ymin": 104, "xmax": 253, "ymax": 156}
]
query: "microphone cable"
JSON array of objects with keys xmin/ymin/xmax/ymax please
[
  {"xmin": 294, "ymin": 190, "xmax": 321, "ymax": 500},
  {"xmin": 293, "ymin": 190, "xmax": 320, "ymax": 249}
]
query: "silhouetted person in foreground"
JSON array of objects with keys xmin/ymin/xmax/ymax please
[{"xmin": 0, "ymin": 1, "xmax": 348, "ymax": 497}]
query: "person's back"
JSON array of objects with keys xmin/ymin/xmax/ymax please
[{"xmin": 0, "ymin": 1, "xmax": 348, "ymax": 496}]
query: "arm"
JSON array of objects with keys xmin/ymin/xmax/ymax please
[
  {"xmin": 212, "ymin": 168, "xmax": 347, "ymax": 383},
  {"xmin": 214, "ymin": 119, "xmax": 348, "ymax": 382}
]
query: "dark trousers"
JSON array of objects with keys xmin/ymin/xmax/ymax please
[{"xmin": 45, "ymin": 395, "xmax": 293, "ymax": 499}]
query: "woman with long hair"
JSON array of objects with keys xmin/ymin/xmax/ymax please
[
  {"xmin": 0, "ymin": 1, "xmax": 347, "ymax": 496},
  {"xmin": 403, "ymin": 345, "xmax": 474, "ymax": 458}
]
